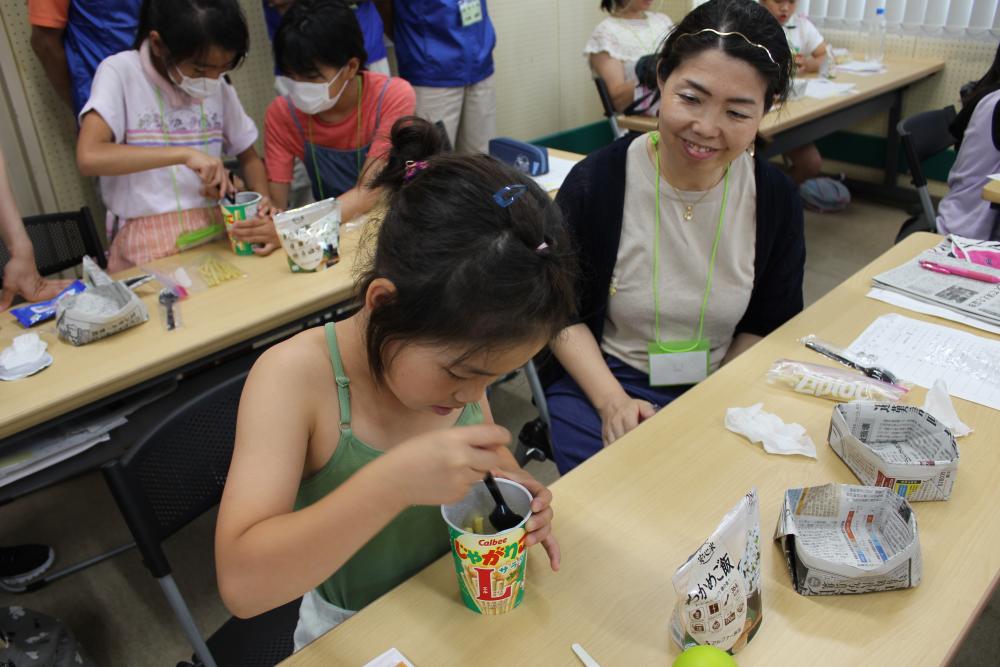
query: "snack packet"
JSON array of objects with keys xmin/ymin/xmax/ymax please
[
  {"xmin": 273, "ymin": 198, "xmax": 340, "ymax": 272},
  {"xmin": 10, "ymin": 280, "xmax": 86, "ymax": 327},
  {"xmin": 767, "ymin": 359, "xmax": 908, "ymax": 402},
  {"xmin": 671, "ymin": 489, "xmax": 762, "ymax": 655}
]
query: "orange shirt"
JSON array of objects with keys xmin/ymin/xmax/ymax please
[{"xmin": 27, "ymin": 0, "xmax": 70, "ymax": 29}]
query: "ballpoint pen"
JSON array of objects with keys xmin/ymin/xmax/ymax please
[{"xmin": 919, "ymin": 260, "xmax": 1000, "ymax": 284}]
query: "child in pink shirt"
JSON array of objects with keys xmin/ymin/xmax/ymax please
[{"xmin": 77, "ymin": 0, "xmax": 272, "ymax": 270}]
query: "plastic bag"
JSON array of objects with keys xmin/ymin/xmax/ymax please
[
  {"xmin": 142, "ymin": 253, "xmax": 244, "ymax": 295},
  {"xmin": 767, "ymin": 359, "xmax": 908, "ymax": 402},
  {"xmin": 671, "ymin": 489, "xmax": 762, "ymax": 655},
  {"xmin": 10, "ymin": 280, "xmax": 86, "ymax": 327},
  {"xmin": 274, "ymin": 197, "xmax": 340, "ymax": 273}
]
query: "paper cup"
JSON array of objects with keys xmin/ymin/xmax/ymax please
[
  {"xmin": 441, "ymin": 478, "xmax": 533, "ymax": 615},
  {"xmin": 219, "ymin": 191, "xmax": 261, "ymax": 256}
]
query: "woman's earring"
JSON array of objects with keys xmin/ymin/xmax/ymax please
[{"xmin": 747, "ymin": 142, "xmax": 756, "ymax": 158}]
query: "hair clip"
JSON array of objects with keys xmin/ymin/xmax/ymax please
[
  {"xmin": 404, "ymin": 160, "xmax": 429, "ymax": 182},
  {"xmin": 676, "ymin": 28, "xmax": 778, "ymax": 66},
  {"xmin": 535, "ymin": 240, "xmax": 551, "ymax": 257},
  {"xmin": 493, "ymin": 184, "xmax": 528, "ymax": 208}
]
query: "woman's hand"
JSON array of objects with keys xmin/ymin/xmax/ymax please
[
  {"xmin": 382, "ymin": 424, "xmax": 512, "ymax": 506},
  {"xmin": 493, "ymin": 466, "xmax": 560, "ymax": 571},
  {"xmin": 597, "ymin": 395, "xmax": 656, "ymax": 446},
  {"xmin": 184, "ymin": 149, "xmax": 228, "ymax": 195}
]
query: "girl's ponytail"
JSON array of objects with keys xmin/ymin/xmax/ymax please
[{"xmin": 370, "ymin": 117, "xmax": 446, "ymax": 193}]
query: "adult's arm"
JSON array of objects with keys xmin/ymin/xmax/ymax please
[{"xmin": 590, "ymin": 52, "xmax": 635, "ymax": 113}]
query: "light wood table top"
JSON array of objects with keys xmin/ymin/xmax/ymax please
[
  {"xmin": 982, "ymin": 178, "xmax": 1000, "ymax": 205},
  {"xmin": 0, "ymin": 231, "xmax": 362, "ymax": 441},
  {"xmin": 0, "ymin": 152, "xmax": 585, "ymax": 443},
  {"xmin": 617, "ymin": 57, "xmax": 946, "ymax": 137},
  {"xmin": 283, "ymin": 232, "xmax": 1000, "ymax": 667}
]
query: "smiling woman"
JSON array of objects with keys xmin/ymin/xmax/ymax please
[{"xmin": 545, "ymin": 0, "xmax": 805, "ymax": 474}]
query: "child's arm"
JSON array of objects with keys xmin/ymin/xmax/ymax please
[
  {"xmin": 797, "ymin": 42, "xmax": 828, "ymax": 74},
  {"xmin": 338, "ymin": 154, "xmax": 385, "ymax": 222},
  {"xmin": 77, "ymin": 110, "xmax": 228, "ymax": 192},
  {"xmin": 216, "ymin": 342, "xmax": 512, "ymax": 618},
  {"xmin": 227, "ymin": 147, "xmax": 282, "ymax": 255}
]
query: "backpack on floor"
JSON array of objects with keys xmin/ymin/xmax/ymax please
[
  {"xmin": 800, "ymin": 177, "xmax": 851, "ymax": 213},
  {"xmin": 0, "ymin": 606, "xmax": 95, "ymax": 667}
]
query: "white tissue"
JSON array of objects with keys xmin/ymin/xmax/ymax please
[
  {"xmin": 725, "ymin": 403, "xmax": 817, "ymax": 459},
  {"xmin": 0, "ymin": 334, "xmax": 53, "ymax": 381},
  {"xmin": 922, "ymin": 379, "xmax": 973, "ymax": 437}
]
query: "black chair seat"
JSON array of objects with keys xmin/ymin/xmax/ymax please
[{"xmin": 202, "ymin": 598, "xmax": 301, "ymax": 667}]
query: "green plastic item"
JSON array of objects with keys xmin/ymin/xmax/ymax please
[
  {"xmin": 672, "ymin": 646, "xmax": 738, "ymax": 667},
  {"xmin": 176, "ymin": 224, "xmax": 225, "ymax": 251}
]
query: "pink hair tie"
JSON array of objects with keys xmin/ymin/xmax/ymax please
[{"xmin": 404, "ymin": 160, "xmax": 429, "ymax": 182}]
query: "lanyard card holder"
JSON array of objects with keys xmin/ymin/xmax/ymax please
[
  {"xmin": 459, "ymin": 0, "xmax": 483, "ymax": 27},
  {"xmin": 488, "ymin": 138, "xmax": 549, "ymax": 176},
  {"xmin": 648, "ymin": 338, "xmax": 710, "ymax": 386}
]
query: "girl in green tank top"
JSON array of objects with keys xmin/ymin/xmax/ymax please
[{"xmin": 216, "ymin": 116, "xmax": 578, "ymax": 651}]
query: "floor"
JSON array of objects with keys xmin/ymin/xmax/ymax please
[{"xmin": 3, "ymin": 199, "xmax": 998, "ymax": 666}]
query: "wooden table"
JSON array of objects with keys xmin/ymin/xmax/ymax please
[
  {"xmin": 284, "ymin": 232, "xmax": 1000, "ymax": 667},
  {"xmin": 982, "ymin": 178, "xmax": 1000, "ymax": 205},
  {"xmin": 619, "ymin": 57, "xmax": 945, "ymax": 190}
]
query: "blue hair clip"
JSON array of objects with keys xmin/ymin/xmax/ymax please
[{"xmin": 493, "ymin": 184, "xmax": 528, "ymax": 208}]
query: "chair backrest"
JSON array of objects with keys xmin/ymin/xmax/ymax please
[
  {"xmin": 593, "ymin": 77, "xmax": 625, "ymax": 139},
  {"xmin": 101, "ymin": 352, "xmax": 259, "ymax": 579},
  {"xmin": 897, "ymin": 106, "xmax": 958, "ymax": 188},
  {"xmin": 0, "ymin": 207, "xmax": 105, "ymax": 288}
]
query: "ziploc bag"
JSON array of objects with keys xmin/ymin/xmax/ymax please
[
  {"xmin": 767, "ymin": 359, "xmax": 908, "ymax": 402},
  {"xmin": 273, "ymin": 197, "xmax": 340, "ymax": 273},
  {"xmin": 10, "ymin": 280, "xmax": 86, "ymax": 327},
  {"xmin": 671, "ymin": 489, "xmax": 762, "ymax": 655}
]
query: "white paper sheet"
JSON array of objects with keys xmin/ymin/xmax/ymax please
[
  {"xmin": 847, "ymin": 314, "xmax": 1000, "ymax": 411},
  {"xmin": 866, "ymin": 287, "xmax": 1000, "ymax": 335},
  {"xmin": 805, "ymin": 79, "xmax": 857, "ymax": 99},
  {"xmin": 532, "ymin": 155, "xmax": 579, "ymax": 193},
  {"xmin": 836, "ymin": 60, "xmax": 887, "ymax": 74}
]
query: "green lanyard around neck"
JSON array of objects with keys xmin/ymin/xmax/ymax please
[
  {"xmin": 155, "ymin": 87, "xmax": 208, "ymax": 225},
  {"xmin": 307, "ymin": 75, "xmax": 363, "ymax": 201},
  {"xmin": 650, "ymin": 131, "xmax": 730, "ymax": 346}
]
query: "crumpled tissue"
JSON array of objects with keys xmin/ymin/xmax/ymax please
[
  {"xmin": 0, "ymin": 333, "xmax": 53, "ymax": 381},
  {"xmin": 921, "ymin": 378, "xmax": 972, "ymax": 437},
  {"xmin": 725, "ymin": 403, "xmax": 817, "ymax": 458}
]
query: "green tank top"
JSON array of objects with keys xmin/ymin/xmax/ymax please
[{"xmin": 294, "ymin": 323, "xmax": 484, "ymax": 611}]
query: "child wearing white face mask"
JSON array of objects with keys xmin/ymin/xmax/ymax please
[
  {"xmin": 262, "ymin": 0, "xmax": 416, "ymax": 226},
  {"xmin": 77, "ymin": 0, "xmax": 272, "ymax": 270}
]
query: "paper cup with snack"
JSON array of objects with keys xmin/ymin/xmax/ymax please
[
  {"xmin": 219, "ymin": 192, "xmax": 262, "ymax": 256},
  {"xmin": 441, "ymin": 478, "xmax": 533, "ymax": 615}
]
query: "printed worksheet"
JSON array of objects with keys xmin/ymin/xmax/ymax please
[{"xmin": 847, "ymin": 314, "xmax": 1000, "ymax": 411}]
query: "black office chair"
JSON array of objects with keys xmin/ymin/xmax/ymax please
[
  {"xmin": 895, "ymin": 106, "xmax": 957, "ymax": 242},
  {"xmin": 593, "ymin": 77, "xmax": 625, "ymax": 139},
  {"xmin": 101, "ymin": 352, "xmax": 300, "ymax": 667},
  {"xmin": 0, "ymin": 207, "xmax": 105, "ymax": 287}
]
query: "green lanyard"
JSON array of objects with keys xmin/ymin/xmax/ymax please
[
  {"xmin": 155, "ymin": 87, "xmax": 208, "ymax": 225},
  {"xmin": 650, "ymin": 131, "xmax": 730, "ymax": 347},
  {"xmin": 307, "ymin": 75, "xmax": 363, "ymax": 201}
]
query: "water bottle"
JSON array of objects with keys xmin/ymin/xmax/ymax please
[{"xmin": 865, "ymin": 7, "xmax": 886, "ymax": 64}]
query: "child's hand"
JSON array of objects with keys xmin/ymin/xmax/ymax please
[
  {"xmin": 184, "ymin": 149, "xmax": 228, "ymax": 194},
  {"xmin": 494, "ymin": 467, "xmax": 560, "ymax": 572},
  {"xmin": 383, "ymin": 424, "xmax": 512, "ymax": 507},
  {"xmin": 231, "ymin": 212, "xmax": 280, "ymax": 249}
]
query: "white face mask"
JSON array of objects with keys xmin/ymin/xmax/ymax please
[
  {"xmin": 172, "ymin": 66, "xmax": 223, "ymax": 99},
  {"xmin": 276, "ymin": 68, "xmax": 350, "ymax": 115}
]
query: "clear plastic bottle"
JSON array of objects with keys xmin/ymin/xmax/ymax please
[{"xmin": 865, "ymin": 7, "xmax": 887, "ymax": 64}]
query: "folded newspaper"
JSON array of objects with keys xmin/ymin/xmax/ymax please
[
  {"xmin": 56, "ymin": 257, "xmax": 149, "ymax": 346},
  {"xmin": 775, "ymin": 483, "xmax": 922, "ymax": 595},
  {"xmin": 829, "ymin": 402, "xmax": 959, "ymax": 501},
  {"xmin": 872, "ymin": 235, "xmax": 1000, "ymax": 327}
]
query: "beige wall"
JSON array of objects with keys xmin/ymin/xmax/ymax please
[{"xmin": 0, "ymin": 0, "xmax": 994, "ymax": 222}]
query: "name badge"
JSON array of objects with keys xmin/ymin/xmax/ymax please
[
  {"xmin": 647, "ymin": 339, "xmax": 710, "ymax": 386},
  {"xmin": 459, "ymin": 0, "xmax": 483, "ymax": 27}
]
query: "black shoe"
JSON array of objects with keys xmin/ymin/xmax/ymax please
[{"xmin": 0, "ymin": 544, "xmax": 56, "ymax": 592}]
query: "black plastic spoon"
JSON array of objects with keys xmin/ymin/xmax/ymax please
[{"xmin": 483, "ymin": 473, "xmax": 524, "ymax": 532}]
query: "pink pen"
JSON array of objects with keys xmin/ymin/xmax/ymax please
[{"xmin": 919, "ymin": 260, "xmax": 1000, "ymax": 284}]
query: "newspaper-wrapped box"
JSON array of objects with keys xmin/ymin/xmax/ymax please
[
  {"xmin": 56, "ymin": 258, "xmax": 148, "ymax": 346},
  {"xmin": 829, "ymin": 402, "xmax": 958, "ymax": 501},
  {"xmin": 775, "ymin": 483, "xmax": 921, "ymax": 595},
  {"xmin": 274, "ymin": 197, "xmax": 340, "ymax": 273},
  {"xmin": 670, "ymin": 489, "xmax": 762, "ymax": 655}
]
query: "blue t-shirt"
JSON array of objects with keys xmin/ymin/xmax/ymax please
[
  {"xmin": 62, "ymin": 0, "xmax": 142, "ymax": 115},
  {"xmin": 391, "ymin": 0, "xmax": 495, "ymax": 87},
  {"xmin": 263, "ymin": 1, "xmax": 386, "ymax": 64}
]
